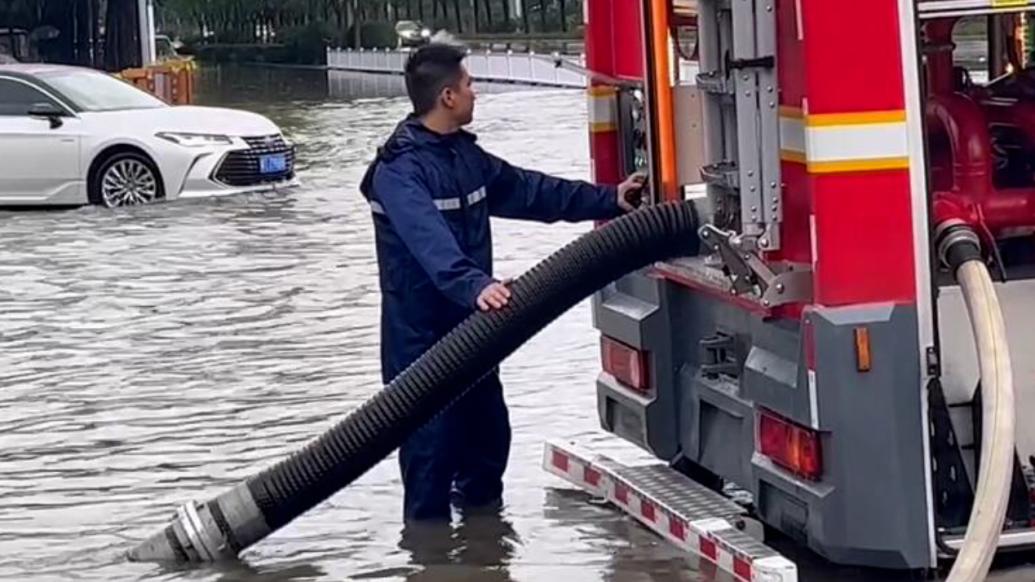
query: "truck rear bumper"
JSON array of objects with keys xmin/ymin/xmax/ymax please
[{"xmin": 543, "ymin": 439, "xmax": 799, "ymax": 582}]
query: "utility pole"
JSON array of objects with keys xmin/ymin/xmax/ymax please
[
  {"xmin": 351, "ymin": 0, "xmax": 361, "ymax": 48},
  {"xmin": 139, "ymin": 0, "xmax": 156, "ymax": 65}
]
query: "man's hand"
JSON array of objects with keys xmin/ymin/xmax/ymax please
[
  {"xmin": 617, "ymin": 172, "xmax": 648, "ymax": 213},
  {"xmin": 477, "ymin": 280, "xmax": 512, "ymax": 311}
]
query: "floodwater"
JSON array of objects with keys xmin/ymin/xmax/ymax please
[
  {"xmin": 2, "ymin": 64, "xmax": 1035, "ymax": 582},
  {"xmin": 0, "ymin": 65, "xmax": 696, "ymax": 582}
]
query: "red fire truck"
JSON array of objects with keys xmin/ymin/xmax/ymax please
[{"xmin": 545, "ymin": 1, "xmax": 1035, "ymax": 580}]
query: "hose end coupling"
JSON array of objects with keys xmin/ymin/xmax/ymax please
[
  {"xmin": 935, "ymin": 219, "xmax": 983, "ymax": 272},
  {"xmin": 127, "ymin": 500, "xmax": 233, "ymax": 563}
]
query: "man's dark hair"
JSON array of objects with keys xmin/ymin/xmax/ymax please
[{"xmin": 404, "ymin": 43, "xmax": 467, "ymax": 116}]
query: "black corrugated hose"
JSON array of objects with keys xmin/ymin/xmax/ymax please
[{"xmin": 128, "ymin": 200, "xmax": 700, "ymax": 563}]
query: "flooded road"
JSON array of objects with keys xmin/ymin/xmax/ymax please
[
  {"xmin": 4, "ymin": 64, "xmax": 1035, "ymax": 582},
  {"xmin": 0, "ymin": 66, "xmax": 697, "ymax": 582}
]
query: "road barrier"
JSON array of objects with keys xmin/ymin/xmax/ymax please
[
  {"xmin": 327, "ymin": 48, "xmax": 587, "ymax": 88},
  {"xmin": 117, "ymin": 60, "xmax": 199, "ymax": 105}
]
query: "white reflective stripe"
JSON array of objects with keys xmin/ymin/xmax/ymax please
[
  {"xmin": 779, "ymin": 114, "xmax": 910, "ymax": 172},
  {"xmin": 433, "ymin": 188, "xmax": 486, "ymax": 211},
  {"xmin": 433, "ymin": 197, "xmax": 461, "ymax": 211},
  {"xmin": 808, "ymin": 369, "xmax": 819, "ymax": 429},
  {"xmin": 805, "ymin": 122, "xmax": 909, "ymax": 163},
  {"xmin": 779, "ymin": 116, "xmax": 806, "ymax": 156},
  {"xmin": 372, "ymin": 188, "xmax": 487, "ymax": 215},
  {"xmin": 587, "ymin": 87, "xmax": 617, "ymax": 131},
  {"xmin": 467, "ymin": 186, "xmax": 487, "ymax": 206},
  {"xmin": 589, "ymin": 93, "xmax": 617, "ymax": 119}
]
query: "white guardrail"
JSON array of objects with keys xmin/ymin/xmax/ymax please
[{"xmin": 327, "ymin": 48, "xmax": 588, "ymax": 88}]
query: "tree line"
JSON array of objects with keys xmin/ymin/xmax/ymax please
[
  {"xmin": 2, "ymin": 0, "xmax": 145, "ymax": 70},
  {"xmin": 1, "ymin": 0, "xmax": 582, "ymax": 70},
  {"xmin": 158, "ymin": 0, "xmax": 582, "ymax": 45}
]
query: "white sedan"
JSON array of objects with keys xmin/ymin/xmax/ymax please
[{"xmin": 0, "ymin": 64, "xmax": 298, "ymax": 208}]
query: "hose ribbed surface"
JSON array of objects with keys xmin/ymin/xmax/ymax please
[{"xmin": 246, "ymin": 201, "xmax": 699, "ymax": 531}]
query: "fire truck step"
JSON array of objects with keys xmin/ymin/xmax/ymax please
[
  {"xmin": 543, "ymin": 440, "xmax": 798, "ymax": 582},
  {"xmin": 605, "ymin": 462, "xmax": 745, "ymax": 522}
]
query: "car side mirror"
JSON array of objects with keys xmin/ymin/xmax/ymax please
[{"xmin": 28, "ymin": 102, "xmax": 65, "ymax": 129}]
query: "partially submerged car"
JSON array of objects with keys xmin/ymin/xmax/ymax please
[{"xmin": 0, "ymin": 64, "xmax": 298, "ymax": 208}]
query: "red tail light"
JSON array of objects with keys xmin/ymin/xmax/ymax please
[
  {"xmin": 601, "ymin": 336, "xmax": 649, "ymax": 392},
  {"xmin": 758, "ymin": 410, "xmax": 822, "ymax": 481}
]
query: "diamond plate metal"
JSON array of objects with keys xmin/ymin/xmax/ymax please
[
  {"xmin": 714, "ymin": 524, "xmax": 781, "ymax": 560},
  {"xmin": 602, "ymin": 461, "xmax": 745, "ymax": 522}
]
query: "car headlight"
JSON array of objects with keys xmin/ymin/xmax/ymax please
[
  {"xmin": 420, "ymin": 28, "xmax": 431, "ymax": 38},
  {"xmin": 156, "ymin": 132, "xmax": 233, "ymax": 147}
]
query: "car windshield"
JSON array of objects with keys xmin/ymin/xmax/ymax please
[{"xmin": 39, "ymin": 70, "xmax": 167, "ymax": 112}]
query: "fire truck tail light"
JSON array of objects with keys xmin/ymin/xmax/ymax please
[
  {"xmin": 601, "ymin": 336, "xmax": 649, "ymax": 392},
  {"xmin": 758, "ymin": 410, "xmax": 823, "ymax": 481}
]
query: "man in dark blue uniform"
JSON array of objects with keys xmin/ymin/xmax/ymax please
[{"xmin": 360, "ymin": 43, "xmax": 645, "ymax": 522}]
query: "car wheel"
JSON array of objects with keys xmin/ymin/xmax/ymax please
[{"xmin": 90, "ymin": 152, "xmax": 164, "ymax": 208}]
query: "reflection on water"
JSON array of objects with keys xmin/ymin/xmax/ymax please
[
  {"xmin": 391, "ymin": 510, "xmax": 519, "ymax": 582},
  {"xmin": 195, "ymin": 65, "xmax": 332, "ymax": 105}
]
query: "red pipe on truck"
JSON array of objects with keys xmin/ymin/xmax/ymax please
[{"xmin": 927, "ymin": 92, "xmax": 1035, "ymax": 238}]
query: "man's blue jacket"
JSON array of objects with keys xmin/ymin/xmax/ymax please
[{"xmin": 360, "ymin": 116, "xmax": 621, "ymax": 383}]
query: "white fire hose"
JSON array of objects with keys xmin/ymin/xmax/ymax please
[{"xmin": 942, "ymin": 226, "xmax": 1015, "ymax": 582}]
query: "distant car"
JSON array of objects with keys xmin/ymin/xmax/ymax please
[
  {"xmin": 395, "ymin": 20, "xmax": 431, "ymax": 48},
  {"xmin": 156, "ymin": 34, "xmax": 188, "ymax": 63},
  {"xmin": 0, "ymin": 64, "xmax": 297, "ymax": 208}
]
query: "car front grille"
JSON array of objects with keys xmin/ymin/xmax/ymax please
[{"xmin": 213, "ymin": 134, "xmax": 296, "ymax": 187}]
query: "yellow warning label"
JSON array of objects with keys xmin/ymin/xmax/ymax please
[{"xmin": 992, "ymin": 0, "xmax": 1029, "ymax": 6}]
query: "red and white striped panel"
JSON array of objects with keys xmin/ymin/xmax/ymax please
[
  {"xmin": 693, "ymin": 518, "xmax": 798, "ymax": 582},
  {"xmin": 543, "ymin": 441, "xmax": 798, "ymax": 582},
  {"xmin": 542, "ymin": 441, "xmax": 606, "ymax": 498}
]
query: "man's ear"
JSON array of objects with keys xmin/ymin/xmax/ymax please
[{"xmin": 440, "ymin": 86, "xmax": 454, "ymax": 108}]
